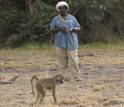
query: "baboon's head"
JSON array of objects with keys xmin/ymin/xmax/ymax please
[{"xmin": 56, "ymin": 74, "xmax": 65, "ymax": 84}]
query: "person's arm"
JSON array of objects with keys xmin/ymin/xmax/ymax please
[
  {"xmin": 51, "ymin": 26, "xmax": 67, "ymax": 34},
  {"xmin": 50, "ymin": 16, "xmax": 67, "ymax": 34},
  {"xmin": 71, "ymin": 16, "xmax": 81, "ymax": 32}
]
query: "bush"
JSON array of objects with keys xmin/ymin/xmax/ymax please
[{"xmin": 0, "ymin": 0, "xmax": 124, "ymax": 48}]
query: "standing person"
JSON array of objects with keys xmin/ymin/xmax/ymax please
[{"xmin": 50, "ymin": 1, "xmax": 82, "ymax": 82}]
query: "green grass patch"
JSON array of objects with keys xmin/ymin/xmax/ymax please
[
  {"xmin": 79, "ymin": 41, "xmax": 124, "ymax": 52},
  {"xmin": 0, "ymin": 43, "xmax": 55, "ymax": 53},
  {"xmin": 20, "ymin": 42, "xmax": 55, "ymax": 51},
  {"xmin": 0, "ymin": 41, "xmax": 124, "ymax": 53},
  {"xmin": 42, "ymin": 62, "xmax": 53, "ymax": 65}
]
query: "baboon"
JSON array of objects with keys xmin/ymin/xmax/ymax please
[{"xmin": 31, "ymin": 74, "xmax": 65, "ymax": 105}]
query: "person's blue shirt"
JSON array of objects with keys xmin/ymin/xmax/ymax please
[{"xmin": 50, "ymin": 13, "xmax": 81, "ymax": 50}]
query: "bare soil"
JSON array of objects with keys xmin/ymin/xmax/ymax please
[{"xmin": 0, "ymin": 50, "xmax": 124, "ymax": 107}]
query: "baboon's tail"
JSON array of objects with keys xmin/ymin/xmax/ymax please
[{"xmin": 31, "ymin": 76, "xmax": 39, "ymax": 95}]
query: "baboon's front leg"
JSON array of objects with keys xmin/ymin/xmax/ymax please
[{"xmin": 52, "ymin": 88, "xmax": 57, "ymax": 104}]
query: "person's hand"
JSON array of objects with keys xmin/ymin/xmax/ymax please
[
  {"xmin": 70, "ymin": 27, "xmax": 79, "ymax": 32},
  {"xmin": 71, "ymin": 28, "xmax": 77, "ymax": 32},
  {"xmin": 60, "ymin": 26, "xmax": 67, "ymax": 32}
]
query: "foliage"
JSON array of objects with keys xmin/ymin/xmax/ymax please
[
  {"xmin": 69, "ymin": 0, "xmax": 124, "ymax": 43},
  {"xmin": 0, "ymin": 0, "xmax": 124, "ymax": 48}
]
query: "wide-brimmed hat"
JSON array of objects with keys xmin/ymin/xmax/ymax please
[{"xmin": 56, "ymin": 1, "xmax": 69, "ymax": 11}]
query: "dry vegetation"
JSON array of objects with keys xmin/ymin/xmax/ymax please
[{"xmin": 0, "ymin": 46, "xmax": 124, "ymax": 107}]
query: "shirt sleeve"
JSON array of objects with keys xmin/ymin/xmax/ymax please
[
  {"xmin": 73, "ymin": 16, "xmax": 81, "ymax": 30},
  {"xmin": 50, "ymin": 17, "xmax": 56, "ymax": 30}
]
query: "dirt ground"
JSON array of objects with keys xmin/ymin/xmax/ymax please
[{"xmin": 0, "ymin": 50, "xmax": 124, "ymax": 107}]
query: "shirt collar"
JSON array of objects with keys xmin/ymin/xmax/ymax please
[{"xmin": 59, "ymin": 13, "xmax": 69, "ymax": 20}]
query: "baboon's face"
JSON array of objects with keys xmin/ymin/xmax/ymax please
[
  {"xmin": 56, "ymin": 74, "xmax": 65, "ymax": 84},
  {"xmin": 60, "ymin": 79, "xmax": 65, "ymax": 84}
]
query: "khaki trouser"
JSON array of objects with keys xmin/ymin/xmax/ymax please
[{"xmin": 56, "ymin": 47, "xmax": 81, "ymax": 80}]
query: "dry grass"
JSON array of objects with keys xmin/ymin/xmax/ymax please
[{"xmin": 0, "ymin": 44, "xmax": 124, "ymax": 107}]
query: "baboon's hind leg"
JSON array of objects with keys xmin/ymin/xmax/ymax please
[
  {"xmin": 35, "ymin": 93, "xmax": 40, "ymax": 105},
  {"xmin": 39, "ymin": 95, "xmax": 45, "ymax": 104},
  {"xmin": 38, "ymin": 87, "xmax": 46, "ymax": 104}
]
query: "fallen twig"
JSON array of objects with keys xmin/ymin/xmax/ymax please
[{"xmin": 0, "ymin": 75, "xmax": 21, "ymax": 84}]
